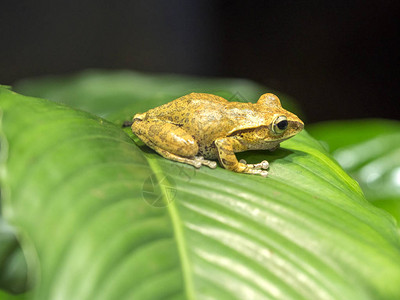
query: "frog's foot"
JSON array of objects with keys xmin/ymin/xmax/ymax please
[
  {"xmin": 215, "ymin": 137, "xmax": 270, "ymax": 177},
  {"xmin": 239, "ymin": 159, "xmax": 269, "ymax": 170},
  {"xmin": 147, "ymin": 146, "xmax": 216, "ymax": 170},
  {"xmin": 239, "ymin": 159, "xmax": 269, "ymax": 177},
  {"xmin": 194, "ymin": 156, "xmax": 218, "ymax": 169},
  {"xmin": 150, "ymin": 147, "xmax": 200, "ymax": 169}
]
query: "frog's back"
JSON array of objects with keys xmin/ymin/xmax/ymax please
[{"xmin": 143, "ymin": 92, "xmax": 229, "ymax": 122}]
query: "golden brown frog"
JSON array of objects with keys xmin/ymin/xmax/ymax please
[{"xmin": 132, "ymin": 93, "xmax": 303, "ymax": 177}]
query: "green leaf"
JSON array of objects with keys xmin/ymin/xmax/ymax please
[
  {"xmin": 0, "ymin": 219, "xmax": 28, "ymax": 294},
  {"xmin": 308, "ymin": 120, "xmax": 400, "ymax": 224},
  {"xmin": 0, "ymin": 290, "xmax": 29, "ymax": 300},
  {"xmin": 2, "ymin": 73, "xmax": 400, "ymax": 300}
]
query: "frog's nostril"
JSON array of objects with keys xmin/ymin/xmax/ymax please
[{"xmin": 295, "ymin": 121, "xmax": 304, "ymax": 131}]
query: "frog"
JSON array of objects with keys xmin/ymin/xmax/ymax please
[{"xmin": 131, "ymin": 92, "xmax": 304, "ymax": 177}]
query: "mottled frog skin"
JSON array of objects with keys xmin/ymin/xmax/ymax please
[{"xmin": 132, "ymin": 93, "xmax": 303, "ymax": 177}]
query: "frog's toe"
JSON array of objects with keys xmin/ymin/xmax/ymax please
[
  {"xmin": 193, "ymin": 161, "xmax": 202, "ymax": 168},
  {"xmin": 194, "ymin": 156, "xmax": 217, "ymax": 169},
  {"xmin": 239, "ymin": 159, "xmax": 269, "ymax": 170},
  {"xmin": 246, "ymin": 169, "xmax": 268, "ymax": 177},
  {"xmin": 208, "ymin": 161, "xmax": 217, "ymax": 169},
  {"xmin": 258, "ymin": 160, "xmax": 269, "ymax": 170}
]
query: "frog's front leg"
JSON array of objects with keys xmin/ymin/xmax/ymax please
[
  {"xmin": 215, "ymin": 137, "xmax": 269, "ymax": 177},
  {"xmin": 132, "ymin": 119, "xmax": 217, "ymax": 169}
]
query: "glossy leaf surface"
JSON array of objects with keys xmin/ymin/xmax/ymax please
[
  {"xmin": 309, "ymin": 120, "xmax": 400, "ymax": 223},
  {"xmin": 0, "ymin": 73, "xmax": 399, "ymax": 299}
]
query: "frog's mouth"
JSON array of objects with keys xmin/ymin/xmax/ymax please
[{"xmin": 228, "ymin": 120, "xmax": 303, "ymax": 143}]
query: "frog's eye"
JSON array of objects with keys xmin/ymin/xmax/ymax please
[{"xmin": 272, "ymin": 115, "xmax": 288, "ymax": 134}]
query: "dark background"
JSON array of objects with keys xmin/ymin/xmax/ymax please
[{"xmin": 1, "ymin": 0, "xmax": 399, "ymax": 123}]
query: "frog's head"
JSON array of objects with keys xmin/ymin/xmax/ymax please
[{"xmin": 257, "ymin": 93, "xmax": 304, "ymax": 140}]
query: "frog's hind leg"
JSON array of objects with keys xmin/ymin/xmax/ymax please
[
  {"xmin": 132, "ymin": 119, "xmax": 217, "ymax": 169},
  {"xmin": 155, "ymin": 148, "xmax": 217, "ymax": 169}
]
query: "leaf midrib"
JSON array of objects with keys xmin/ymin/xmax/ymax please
[{"xmin": 146, "ymin": 158, "xmax": 196, "ymax": 300}]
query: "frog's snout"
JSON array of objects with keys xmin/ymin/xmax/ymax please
[
  {"xmin": 133, "ymin": 112, "xmax": 146, "ymax": 121},
  {"xmin": 293, "ymin": 120, "xmax": 304, "ymax": 132}
]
